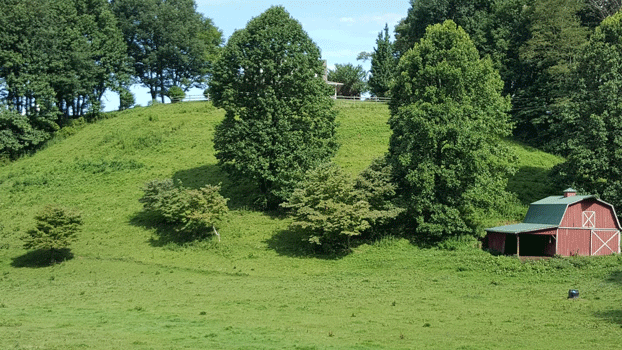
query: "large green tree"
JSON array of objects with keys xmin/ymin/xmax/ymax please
[
  {"xmin": 554, "ymin": 10, "xmax": 622, "ymax": 210},
  {"xmin": 388, "ymin": 20, "xmax": 515, "ymax": 243},
  {"xmin": 111, "ymin": 0, "xmax": 222, "ymax": 102},
  {"xmin": 327, "ymin": 63, "xmax": 367, "ymax": 97},
  {"xmin": 512, "ymin": 0, "xmax": 590, "ymax": 147},
  {"xmin": 368, "ymin": 24, "xmax": 397, "ymax": 97},
  {"xmin": 209, "ymin": 6, "xmax": 338, "ymax": 208}
]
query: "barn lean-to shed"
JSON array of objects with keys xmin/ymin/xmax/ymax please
[{"xmin": 485, "ymin": 188, "xmax": 621, "ymax": 257}]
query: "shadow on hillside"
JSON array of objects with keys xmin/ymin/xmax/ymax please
[
  {"xmin": 606, "ymin": 270, "xmax": 622, "ymax": 285},
  {"xmin": 265, "ymin": 229, "xmax": 356, "ymax": 260},
  {"xmin": 172, "ymin": 164, "xmax": 265, "ymax": 210},
  {"xmin": 506, "ymin": 166, "xmax": 562, "ymax": 205},
  {"xmin": 11, "ymin": 248, "xmax": 74, "ymax": 268},
  {"xmin": 129, "ymin": 210, "xmax": 202, "ymax": 247},
  {"xmin": 594, "ymin": 310, "xmax": 622, "ymax": 325}
]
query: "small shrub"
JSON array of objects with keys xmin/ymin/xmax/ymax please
[
  {"xmin": 282, "ymin": 163, "xmax": 371, "ymax": 251},
  {"xmin": 167, "ymin": 86, "xmax": 185, "ymax": 103},
  {"xmin": 139, "ymin": 179, "xmax": 228, "ymax": 240},
  {"xmin": 23, "ymin": 205, "xmax": 83, "ymax": 257}
]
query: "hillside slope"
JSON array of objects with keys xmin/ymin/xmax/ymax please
[{"xmin": 2, "ymin": 101, "xmax": 613, "ymax": 350}]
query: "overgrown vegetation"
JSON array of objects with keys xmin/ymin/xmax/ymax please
[
  {"xmin": 139, "ymin": 179, "xmax": 228, "ymax": 241},
  {"xmin": 22, "ymin": 205, "xmax": 83, "ymax": 262}
]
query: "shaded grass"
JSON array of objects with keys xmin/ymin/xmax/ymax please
[{"xmin": 2, "ymin": 100, "xmax": 615, "ymax": 350}]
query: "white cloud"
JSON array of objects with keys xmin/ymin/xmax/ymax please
[
  {"xmin": 339, "ymin": 17, "xmax": 356, "ymax": 24},
  {"xmin": 362, "ymin": 13, "xmax": 403, "ymax": 27}
]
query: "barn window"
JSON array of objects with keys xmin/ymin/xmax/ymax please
[{"xmin": 582, "ymin": 211, "xmax": 595, "ymax": 228}]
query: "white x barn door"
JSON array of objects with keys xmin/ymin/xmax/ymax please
[{"xmin": 591, "ymin": 230, "xmax": 620, "ymax": 256}]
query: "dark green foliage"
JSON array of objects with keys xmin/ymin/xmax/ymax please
[
  {"xmin": 167, "ymin": 86, "xmax": 185, "ymax": 103},
  {"xmin": 327, "ymin": 63, "xmax": 368, "ymax": 96},
  {"xmin": 354, "ymin": 157, "xmax": 405, "ymax": 231},
  {"xmin": 281, "ymin": 163, "xmax": 371, "ymax": 251},
  {"xmin": 394, "ymin": 0, "xmax": 497, "ymax": 57},
  {"xmin": 0, "ymin": 0, "xmax": 130, "ymax": 125},
  {"xmin": 118, "ymin": 88, "xmax": 135, "ymax": 111},
  {"xmin": 388, "ymin": 21, "xmax": 516, "ymax": 243},
  {"xmin": 553, "ymin": 11, "xmax": 622, "ymax": 211},
  {"xmin": 512, "ymin": 0, "xmax": 589, "ymax": 146},
  {"xmin": 112, "ymin": 0, "xmax": 222, "ymax": 102},
  {"xmin": 209, "ymin": 6, "xmax": 338, "ymax": 208},
  {"xmin": 0, "ymin": 107, "xmax": 50, "ymax": 159},
  {"xmin": 368, "ymin": 24, "xmax": 397, "ymax": 97},
  {"xmin": 23, "ymin": 205, "xmax": 83, "ymax": 254},
  {"xmin": 139, "ymin": 179, "xmax": 228, "ymax": 239}
]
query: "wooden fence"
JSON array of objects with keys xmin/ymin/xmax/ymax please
[{"xmin": 181, "ymin": 94, "xmax": 390, "ymax": 103}]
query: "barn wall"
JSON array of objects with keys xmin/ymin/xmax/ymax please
[
  {"xmin": 486, "ymin": 232, "xmax": 506, "ymax": 253},
  {"xmin": 561, "ymin": 200, "xmax": 618, "ymax": 229},
  {"xmin": 557, "ymin": 228, "xmax": 591, "ymax": 256}
]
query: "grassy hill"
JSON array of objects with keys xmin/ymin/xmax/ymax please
[{"xmin": 1, "ymin": 101, "xmax": 620, "ymax": 349}]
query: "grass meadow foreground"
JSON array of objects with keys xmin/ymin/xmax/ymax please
[{"xmin": 1, "ymin": 101, "xmax": 621, "ymax": 349}]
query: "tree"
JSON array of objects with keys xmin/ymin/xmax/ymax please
[
  {"xmin": 112, "ymin": 0, "xmax": 222, "ymax": 102},
  {"xmin": 282, "ymin": 163, "xmax": 371, "ymax": 251},
  {"xmin": 394, "ymin": 0, "xmax": 497, "ymax": 57},
  {"xmin": 0, "ymin": 0, "xmax": 130, "ymax": 122},
  {"xmin": 139, "ymin": 179, "xmax": 229, "ymax": 240},
  {"xmin": 368, "ymin": 24, "xmax": 397, "ymax": 97},
  {"xmin": 388, "ymin": 20, "xmax": 515, "ymax": 243},
  {"xmin": 209, "ymin": 6, "xmax": 338, "ymax": 208},
  {"xmin": 327, "ymin": 63, "xmax": 367, "ymax": 97},
  {"xmin": 585, "ymin": 0, "xmax": 622, "ymax": 22},
  {"xmin": 23, "ymin": 205, "xmax": 83, "ymax": 261},
  {"xmin": 512, "ymin": 0, "xmax": 590, "ymax": 147},
  {"xmin": 0, "ymin": 106, "xmax": 50, "ymax": 159},
  {"xmin": 553, "ymin": 11, "xmax": 622, "ymax": 210}
]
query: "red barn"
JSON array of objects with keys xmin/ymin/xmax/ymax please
[{"xmin": 485, "ymin": 188, "xmax": 621, "ymax": 256}]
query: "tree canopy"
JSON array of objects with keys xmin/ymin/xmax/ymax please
[
  {"xmin": 368, "ymin": 24, "xmax": 397, "ymax": 97},
  {"xmin": 209, "ymin": 6, "xmax": 338, "ymax": 208},
  {"xmin": 388, "ymin": 20, "xmax": 516, "ymax": 243},
  {"xmin": 327, "ymin": 63, "xmax": 367, "ymax": 97},
  {"xmin": 111, "ymin": 0, "xmax": 222, "ymax": 102},
  {"xmin": 554, "ymin": 10, "xmax": 622, "ymax": 210}
]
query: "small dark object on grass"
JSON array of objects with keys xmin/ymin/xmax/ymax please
[{"xmin": 568, "ymin": 289, "xmax": 579, "ymax": 299}]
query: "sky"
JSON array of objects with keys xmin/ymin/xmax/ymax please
[{"xmin": 103, "ymin": 0, "xmax": 411, "ymax": 110}]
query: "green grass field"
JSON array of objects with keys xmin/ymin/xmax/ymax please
[{"xmin": 1, "ymin": 101, "xmax": 621, "ymax": 349}]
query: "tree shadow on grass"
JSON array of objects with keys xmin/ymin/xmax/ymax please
[
  {"xmin": 594, "ymin": 310, "xmax": 622, "ymax": 326},
  {"xmin": 11, "ymin": 248, "xmax": 74, "ymax": 268},
  {"xmin": 265, "ymin": 229, "xmax": 362, "ymax": 260},
  {"xmin": 594, "ymin": 270, "xmax": 622, "ymax": 325},
  {"xmin": 129, "ymin": 210, "xmax": 204, "ymax": 247},
  {"xmin": 172, "ymin": 164, "xmax": 265, "ymax": 211}
]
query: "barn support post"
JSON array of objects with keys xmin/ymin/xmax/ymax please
[{"xmin": 516, "ymin": 234, "xmax": 520, "ymax": 257}]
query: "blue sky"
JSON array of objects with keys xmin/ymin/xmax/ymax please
[{"xmin": 103, "ymin": 1, "xmax": 411, "ymax": 110}]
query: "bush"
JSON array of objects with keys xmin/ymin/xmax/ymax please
[
  {"xmin": 139, "ymin": 179, "xmax": 228, "ymax": 240},
  {"xmin": 282, "ymin": 163, "xmax": 371, "ymax": 251},
  {"xmin": 23, "ymin": 205, "xmax": 83, "ymax": 257},
  {"xmin": 167, "ymin": 86, "xmax": 185, "ymax": 103},
  {"xmin": 119, "ymin": 88, "xmax": 135, "ymax": 111}
]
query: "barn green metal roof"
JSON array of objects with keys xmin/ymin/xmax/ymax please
[
  {"xmin": 485, "ymin": 223, "xmax": 558, "ymax": 234},
  {"xmin": 485, "ymin": 193, "xmax": 597, "ymax": 234},
  {"xmin": 524, "ymin": 195, "xmax": 595, "ymax": 225}
]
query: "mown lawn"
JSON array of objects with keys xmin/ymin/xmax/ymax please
[{"xmin": 1, "ymin": 101, "xmax": 620, "ymax": 349}]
